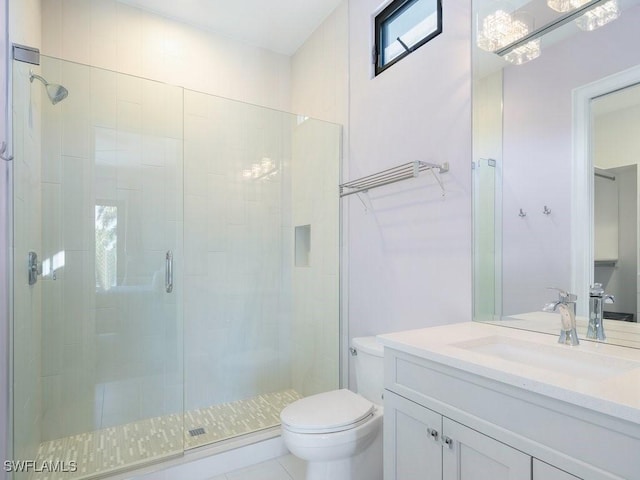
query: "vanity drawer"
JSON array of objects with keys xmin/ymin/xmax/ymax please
[{"xmin": 384, "ymin": 348, "xmax": 640, "ymax": 480}]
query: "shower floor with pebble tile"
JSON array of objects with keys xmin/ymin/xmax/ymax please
[{"xmin": 31, "ymin": 389, "xmax": 302, "ymax": 480}]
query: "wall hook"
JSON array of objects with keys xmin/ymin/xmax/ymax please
[
  {"xmin": 543, "ymin": 205, "xmax": 552, "ymax": 215},
  {"xmin": 0, "ymin": 141, "xmax": 13, "ymax": 162},
  {"xmin": 519, "ymin": 209, "xmax": 527, "ymax": 218}
]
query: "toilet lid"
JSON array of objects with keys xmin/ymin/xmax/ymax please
[{"xmin": 280, "ymin": 389, "xmax": 374, "ymax": 434}]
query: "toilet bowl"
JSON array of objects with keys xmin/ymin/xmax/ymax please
[{"xmin": 280, "ymin": 336, "xmax": 384, "ymax": 480}]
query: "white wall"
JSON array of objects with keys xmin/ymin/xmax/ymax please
[
  {"xmin": 40, "ymin": 0, "xmax": 291, "ymax": 111},
  {"xmin": 347, "ymin": 0, "xmax": 473, "ymax": 352},
  {"xmin": 501, "ymin": 6, "xmax": 640, "ymax": 315}
]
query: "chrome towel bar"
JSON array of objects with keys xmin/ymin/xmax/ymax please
[{"xmin": 339, "ymin": 160, "xmax": 449, "ymax": 198}]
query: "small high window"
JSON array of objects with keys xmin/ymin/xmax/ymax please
[{"xmin": 373, "ymin": 0, "xmax": 443, "ymax": 76}]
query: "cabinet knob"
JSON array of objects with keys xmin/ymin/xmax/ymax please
[
  {"xmin": 442, "ymin": 436, "xmax": 454, "ymax": 449},
  {"xmin": 427, "ymin": 428, "xmax": 439, "ymax": 441}
]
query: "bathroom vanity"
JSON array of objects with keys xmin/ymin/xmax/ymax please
[{"xmin": 379, "ymin": 323, "xmax": 640, "ymax": 480}]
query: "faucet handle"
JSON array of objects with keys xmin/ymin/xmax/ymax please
[
  {"xmin": 604, "ymin": 294, "xmax": 615, "ymax": 304},
  {"xmin": 547, "ymin": 287, "xmax": 577, "ymax": 303},
  {"xmin": 590, "ymin": 283, "xmax": 605, "ymax": 296}
]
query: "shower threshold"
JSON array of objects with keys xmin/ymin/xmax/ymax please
[{"xmin": 31, "ymin": 389, "xmax": 302, "ymax": 480}]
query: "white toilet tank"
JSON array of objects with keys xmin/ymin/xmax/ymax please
[{"xmin": 351, "ymin": 336, "xmax": 384, "ymax": 404}]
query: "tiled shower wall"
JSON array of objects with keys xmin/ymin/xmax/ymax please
[
  {"xmin": 20, "ymin": 0, "xmax": 342, "ymax": 446},
  {"xmin": 291, "ymin": 120, "xmax": 341, "ymax": 397},
  {"xmin": 182, "ymin": 90, "xmax": 294, "ymax": 409},
  {"xmin": 290, "ymin": 3, "xmax": 347, "ymax": 395},
  {"xmin": 182, "ymin": 90, "xmax": 341, "ymax": 408},
  {"xmin": 32, "ymin": 57, "xmax": 341, "ymax": 446}
]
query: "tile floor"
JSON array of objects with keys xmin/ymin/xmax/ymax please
[{"xmin": 206, "ymin": 455, "xmax": 306, "ymax": 480}]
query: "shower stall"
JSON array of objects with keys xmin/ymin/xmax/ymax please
[{"xmin": 10, "ymin": 54, "xmax": 341, "ymax": 479}]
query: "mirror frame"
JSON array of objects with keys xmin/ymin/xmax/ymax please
[{"xmin": 572, "ymin": 64, "xmax": 640, "ymax": 316}]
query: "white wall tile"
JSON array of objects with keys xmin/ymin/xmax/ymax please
[
  {"xmin": 61, "ymin": 0, "xmax": 91, "ymax": 64},
  {"xmin": 184, "ymin": 194, "xmax": 208, "ymax": 276},
  {"xmin": 140, "ymin": 14, "xmax": 167, "ymax": 81},
  {"xmin": 91, "ymin": 68, "xmax": 118, "ymax": 129},
  {"xmin": 42, "ymin": 0, "xmax": 292, "ymax": 112},
  {"xmin": 90, "ymin": 0, "xmax": 118, "ymax": 71},
  {"xmin": 62, "ymin": 250, "xmax": 84, "ymax": 346},
  {"xmin": 41, "ymin": 0, "xmax": 62, "ymax": 58},
  {"xmin": 61, "ymin": 155, "xmax": 86, "ymax": 251},
  {"xmin": 116, "ymin": 2, "xmax": 143, "ymax": 76}
]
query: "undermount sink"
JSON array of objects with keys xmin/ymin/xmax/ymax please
[{"xmin": 453, "ymin": 335, "xmax": 640, "ymax": 381}]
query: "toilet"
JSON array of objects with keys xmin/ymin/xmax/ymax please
[{"xmin": 280, "ymin": 336, "xmax": 384, "ymax": 480}]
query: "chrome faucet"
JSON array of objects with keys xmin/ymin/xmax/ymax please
[
  {"xmin": 543, "ymin": 288, "xmax": 579, "ymax": 346},
  {"xmin": 587, "ymin": 283, "xmax": 614, "ymax": 342}
]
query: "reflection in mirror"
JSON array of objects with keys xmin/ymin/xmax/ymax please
[
  {"xmin": 472, "ymin": 0, "xmax": 640, "ymax": 348},
  {"xmin": 593, "ymin": 85, "xmax": 640, "ymax": 323}
]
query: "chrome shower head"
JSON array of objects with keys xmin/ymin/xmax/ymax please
[{"xmin": 29, "ymin": 70, "xmax": 69, "ymax": 105}]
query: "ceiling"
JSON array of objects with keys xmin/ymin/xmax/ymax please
[{"xmin": 117, "ymin": 0, "xmax": 343, "ymax": 55}]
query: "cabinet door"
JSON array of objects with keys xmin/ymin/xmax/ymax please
[
  {"xmin": 442, "ymin": 418, "xmax": 531, "ymax": 480},
  {"xmin": 533, "ymin": 459, "xmax": 581, "ymax": 480},
  {"xmin": 384, "ymin": 390, "xmax": 443, "ymax": 480}
]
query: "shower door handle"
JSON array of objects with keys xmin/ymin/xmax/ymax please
[
  {"xmin": 28, "ymin": 251, "xmax": 41, "ymax": 286},
  {"xmin": 165, "ymin": 250, "xmax": 173, "ymax": 293}
]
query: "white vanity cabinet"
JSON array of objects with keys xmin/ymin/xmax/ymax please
[
  {"xmin": 442, "ymin": 416, "xmax": 530, "ymax": 479},
  {"xmin": 381, "ymin": 331, "xmax": 640, "ymax": 480},
  {"xmin": 385, "ymin": 390, "xmax": 530, "ymax": 480},
  {"xmin": 533, "ymin": 460, "xmax": 580, "ymax": 480},
  {"xmin": 384, "ymin": 390, "xmax": 442, "ymax": 479}
]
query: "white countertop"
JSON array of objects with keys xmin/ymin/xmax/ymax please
[{"xmin": 378, "ymin": 322, "xmax": 640, "ymax": 425}]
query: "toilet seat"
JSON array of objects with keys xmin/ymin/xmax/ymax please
[{"xmin": 281, "ymin": 389, "xmax": 375, "ymax": 434}]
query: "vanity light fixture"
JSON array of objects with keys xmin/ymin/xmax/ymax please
[
  {"xmin": 547, "ymin": 0, "xmax": 620, "ymax": 31},
  {"xmin": 494, "ymin": 0, "xmax": 617, "ymax": 63},
  {"xmin": 476, "ymin": 7, "xmax": 541, "ymax": 65},
  {"xmin": 503, "ymin": 38, "xmax": 541, "ymax": 65},
  {"xmin": 547, "ymin": 0, "xmax": 579, "ymax": 12},
  {"xmin": 574, "ymin": 0, "xmax": 620, "ymax": 30}
]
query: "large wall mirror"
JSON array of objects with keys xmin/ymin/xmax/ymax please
[{"xmin": 472, "ymin": 0, "xmax": 640, "ymax": 348}]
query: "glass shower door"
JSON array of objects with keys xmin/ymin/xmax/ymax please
[{"xmin": 12, "ymin": 56, "xmax": 184, "ymax": 479}]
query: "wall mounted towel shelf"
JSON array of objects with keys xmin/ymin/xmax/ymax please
[{"xmin": 339, "ymin": 161, "xmax": 449, "ymax": 199}]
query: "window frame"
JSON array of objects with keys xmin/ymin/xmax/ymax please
[{"xmin": 373, "ymin": 0, "xmax": 443, "ymax": 76}]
